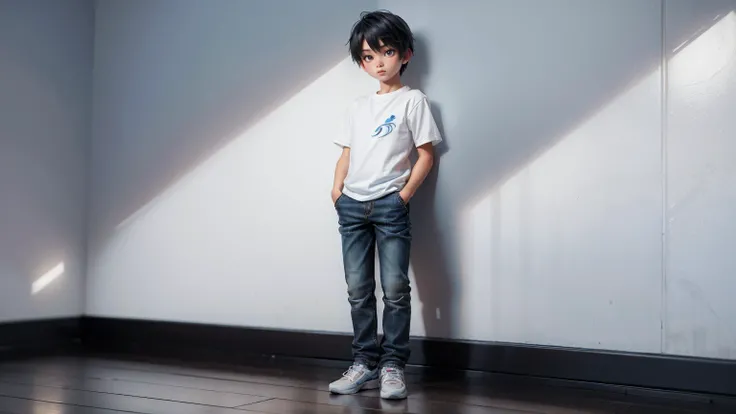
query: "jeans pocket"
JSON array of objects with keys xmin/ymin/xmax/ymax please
[{"xmin": 395, "ymin": 192, "xmax": 409, "ymax": 211}]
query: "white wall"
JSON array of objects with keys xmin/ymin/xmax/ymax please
[
  {"xmin": 665, "ymin": 0, "xmax": 736, "ymax": 359},
  {"xmin": 0, "ymin": 0, "xmax": 93, "ymax": 322},
  {"xmin": 86, "ymin": 0, "xmax": 736, "ymax": 360}
]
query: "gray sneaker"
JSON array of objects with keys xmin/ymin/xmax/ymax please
[
  {"xmin": 328, "ymin": 363, "xmax": 379, "ymax": 394},
  {"xmin": 379, "ymin": 366, "xmax": 407, "ymax": 399}
]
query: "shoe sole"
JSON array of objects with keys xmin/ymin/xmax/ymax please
[
  {"xmin": 329, "ymin": 378, "xmax": 380, "ymax": 394},
  {"xmin": 380, "ymin": 389, "xmax": 408, "ymax": 400}
]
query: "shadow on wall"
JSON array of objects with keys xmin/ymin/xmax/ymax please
[
  {"xmin": 400, "ymin": 32, "xmax": 459, "ymax": 368},
  {"xmin": 438, "ymin": 0, "xmax": 736, "ymax": 226},
  {"xmin": 89, "ymin": 0, "xmax": 372, "ymax": 243}
]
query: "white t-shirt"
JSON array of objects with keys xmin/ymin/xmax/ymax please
[{"xmin": 334, "ymin": 86, "xmax": 442, "ymax": 202}]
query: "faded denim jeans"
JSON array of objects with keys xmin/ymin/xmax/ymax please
[{"xmin": 334, "ymin": 191, "xmax": 412, "ymax": 369}]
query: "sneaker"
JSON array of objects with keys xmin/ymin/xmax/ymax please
[
  {"xmin": 379, "ymin": 366, "xmax": 407, "ymax": 399},
  {"xmin": 328, "ymin": 362, "xmax": 379, "ymax": 394}
]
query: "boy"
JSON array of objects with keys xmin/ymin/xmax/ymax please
[{"xmin": 329, "ymin": 10, "xmax": 442, "ymax": 400}]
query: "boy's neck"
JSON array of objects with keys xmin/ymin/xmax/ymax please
[{"xmin": 376, "ymin": 75, "xmax": 405, "ymax": 95}]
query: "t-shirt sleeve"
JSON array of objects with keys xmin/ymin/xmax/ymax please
[
  {"xmin": 333, "ymin": 106, "xmax": 352, "ymax": 148},
  {"xmin": 407, "ymin": 97, "xmax": 442, "ymax": 147}
]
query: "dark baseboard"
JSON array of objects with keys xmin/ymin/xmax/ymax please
[
  {"xmin": 0, "ymin": 317, "xmax": 81, "ymax": 360},
  {"xmin": 80, "ymin": 316, "xmax": 736, "ymax": 397}
]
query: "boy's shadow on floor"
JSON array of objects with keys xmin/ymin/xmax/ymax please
[{"xmin": 402, "ymin": 32, "xmax": 465, "ymax": 372}]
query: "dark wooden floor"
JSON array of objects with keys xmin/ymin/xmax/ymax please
[{"xmin": 0, "ymin": 354, "xmax": 733, "ymax": 413}]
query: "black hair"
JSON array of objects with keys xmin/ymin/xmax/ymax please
[{"xmin": 348, "ymin": 10, "xmax": 414, "ymax": 75}]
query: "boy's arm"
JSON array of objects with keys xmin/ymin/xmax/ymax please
[
  {"xmin": 399, "ymin": 143, "xmax": 434, "ymax": 203},
  {"xmin": 332, "ymin": 147, "xmax": 350, "ymax": 203}
]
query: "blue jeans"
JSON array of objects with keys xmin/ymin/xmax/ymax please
[{"xmin": 335, "ymin": 191, "xmax": 412, "ymax": 369}]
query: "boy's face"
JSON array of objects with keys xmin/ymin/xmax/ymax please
[{"xmin": 360, "ymin": 40, "xmax": 411, "ymax": 82}]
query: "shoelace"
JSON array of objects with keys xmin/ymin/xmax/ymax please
[
  {"xmin": 343, "ymin": 364, "xmax": 365, "ymax": 382},
  {"xmin": 381, "ymin": 368, "xmax": 404, "ymax": 385}
]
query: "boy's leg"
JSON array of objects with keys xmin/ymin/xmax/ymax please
[
  {"xmin": 335, "ymin": 194, "xmax": 381, "ymax": 368},
  {"xmin": 372, "ymin": 192, "xmax": 412, "ymax": 369},
  {"xmin": 329, "ymin": 194, "xmax": 381, "ymax": 395}
]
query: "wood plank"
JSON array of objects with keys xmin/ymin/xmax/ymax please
[
  {"xmin": 0, "ymin": 371, "xmax": 269, "ymax": 408},
  {"xmin": 0, "ymin": 381, "xmax": 267, "ymax": 414},
  {"xmin": 242, "ymin": 397, "xmax": 537, "ymax": 414},
  {"xmin": 240, "ymin": 398, "xmax": 388, "ymax": 414},
  {"xmin": 0, "ymin": 395, "xmax": 130, "ymax": 414}
]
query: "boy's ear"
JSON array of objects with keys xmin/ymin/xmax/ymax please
[{"xmin": 402, "ymin": 49, "xmax": 413, "ymax": 64}]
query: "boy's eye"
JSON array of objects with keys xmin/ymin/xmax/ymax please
[
  {"xmin": 385, "ymin": 50, "xmax": 395, "ymax": 56},
  {"xmin": 363, "ymin": 55, "xmax": 373, "ymax": 61}
]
